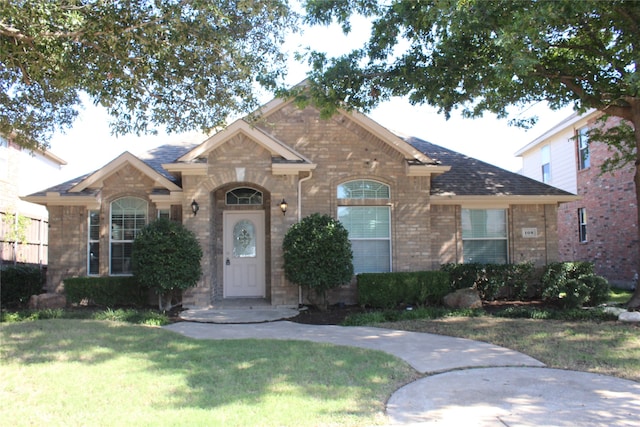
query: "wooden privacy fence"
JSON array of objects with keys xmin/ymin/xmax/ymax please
[{"xmin": 0, "ymin": 210, "xmax": 48, "ymax": 266}]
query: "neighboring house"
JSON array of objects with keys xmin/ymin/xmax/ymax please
[
  {"xmin": 25, "ymin": 91, "xmax": 577, "ymax": 307},
  {"xmin": 1, "ymin": 135, "xmax": 66, "ymax": 265},
  {"xmin": 515, "ymin": 110, "xmax": 637, "ymax": 288}
]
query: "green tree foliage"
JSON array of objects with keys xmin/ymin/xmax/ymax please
[
  {"xmin": 302, "ymin": 0, "xmax": 640, "ymax": 307},
  {"xmin": 0, "ymin": 0, "xmax": 295, "ymax": 151},
  {"xmin": 282, "ymin": 213, "xmax": 353, "ymax": 309},
  {"xmin": 132, "ymin": 218, "xmax": 202, "ymax": 310}
]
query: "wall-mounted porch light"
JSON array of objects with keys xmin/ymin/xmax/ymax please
[
  {"xmin": 191, "ymin": 199, "xmax": 199, "ymax": 216},
  {"xmin": 279, "ymin": 199, "xmax": 288, "ymax": 215}
]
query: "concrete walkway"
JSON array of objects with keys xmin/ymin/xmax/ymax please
[{"xmin": 163, "ymin": 318, "xmax": 640, "ymax": 426}]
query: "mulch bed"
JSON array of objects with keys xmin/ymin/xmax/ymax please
[{"xmin": 289, "ymin": 300, "xmax": 551, "ymax": 325}]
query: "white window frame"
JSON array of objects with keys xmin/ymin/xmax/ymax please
[
  {"xmin": 577, "ymin": 126, "xmax": 590, "ymax": 170},
  {"xmin": 541, "ymin": 145, "xmax": 551, "ymax": 183},
  {"xmin": 461, "ymin": 208, "xmax": 509, "ymax": 264},
  {"xmin": 578, "ymin": 208, "xmax": 588, "ymax": 243},
  {"xmin": 337, "ymin": 180, "xmax": 392, "ymax": 274},
  {"xmin": 87, "ymin": 210, "xmax": 100, "ymax": 275},
  {"xmin": 226, "ymin": 187, "xmax": 263, "ymax": 205},
  {"xmin": 157, "ymin": 209, "xmax": 170, "ymax": 220},
  {"xmin": 109, "ymin": 197, "xmax": 148, "ymax": 275}
]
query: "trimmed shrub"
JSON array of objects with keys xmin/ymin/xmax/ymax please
[
  {"xmin": 64, "ymin": 276, "xmax": 148, "ymax": 307},
  {"xmin": 440, "ymin": 262, "xmax": 533, "ymax": 300},
  {"xmin": 132, "ymin": 218, "xmax": 202, "ymax": 311},
  {"xmin": 541, "ymin": 262, "xmax": 610, "ymax": 308},
  {"xmin": 0, "ymin": 265, "xmax": 45, "ymax": 307},
  {"xmin": 357, "ymin": 271, "xmax": 451, "ymax": 309},
  {"xmin": 283, "ymin": 213, "xmax": 353, "ymax": 309}
]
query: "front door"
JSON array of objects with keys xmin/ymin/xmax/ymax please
[{"xmin": 223, "ymin": 211, "xmax": 266, "ymax": 298}]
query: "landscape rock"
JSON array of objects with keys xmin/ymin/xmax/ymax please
[
  {"xmin": 28, "ymin": 293, "xmax": 67, "ymax": 309},
  {"xmin": 603, "ymin": 306, "xmax": 627, "ymax": 316},
  {"xmin": 443, "ymin": 288, "xmax": 483, "ymax": 309},
  {"xmin": 618, "ymin": 311, "xmax": 640, "ymax": 323}
]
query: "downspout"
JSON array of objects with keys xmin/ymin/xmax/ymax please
[{"xmin": 297, "ymin": 171, "xmax": 313, "ymax": 305}]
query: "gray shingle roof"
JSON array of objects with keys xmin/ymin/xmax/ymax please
[
  {"xmin": 405, "ymin": 136, "xmax": 575, "ymax": 197},
  {"xmin": 28, "ymin": 143, "xmax": 195, "ymax": 196},
  {"xmin": 136, "ymin": 142, "xmax": 197, "ymax": 182},
  {"xmin": 29, "ymin": 134, "xmax": 573, "ymax": 200}
]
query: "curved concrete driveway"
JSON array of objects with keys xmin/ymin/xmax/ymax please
[
  {"xmin": 163, "ymin": 321, "xmax": 640, "ymax": 426},
  {"xmin": 163, "ymin": 321, "xmax": 543, "ymax": 373}
]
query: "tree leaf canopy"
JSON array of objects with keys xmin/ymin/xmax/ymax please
[{"xmin": 1, "ymin": 0, "xmax": 296, "ymax": 150}]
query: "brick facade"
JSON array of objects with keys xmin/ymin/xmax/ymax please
[
  {"xmin": 30, "ymin": 100, "xmax": 570, "ymax": 307},
  {"xmin": 557, "ymin": 116, "xmax": 638, "ymax": 286}
]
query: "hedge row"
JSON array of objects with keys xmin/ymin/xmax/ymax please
[
  {"xmin": 357, "ymin": 271, "xmax": 451, "ymax": 309},
  {"xmin": 64, "ymin": 276, "xmax": 148, "ymax": 307},
  {"xmin": 0, "ymin": 265, "xmax": 45, "ymax": 307},
  {"xmin": 359, "ymin": 262, "xmax": 610, "ymax": 310},
  {"xmin": 441, "ymin": 262, "xmax": 535, "ymax": 300}
]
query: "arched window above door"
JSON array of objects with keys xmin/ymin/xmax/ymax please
[{"xmin": 226, "ymin": 188, "xmax": 263, "ymax": 205}]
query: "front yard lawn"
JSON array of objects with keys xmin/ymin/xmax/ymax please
[{"xmin": 0, "ymin": 319, "xmax": 417, "ymax": 427}]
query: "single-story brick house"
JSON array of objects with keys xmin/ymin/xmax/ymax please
[{"xmin": 24, "ymin": 94, "xmax": 578, "ymax": 308}]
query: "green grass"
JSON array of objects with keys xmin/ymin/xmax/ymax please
[
  {"xmin": 608, "ymin": 287, "xmax": 634, "ymax": 305},
  {"xmin": 0, "ymin": 319, "xmax": 417, "ymax": 427},
  {"xmin": 376, "ymin": 316, "xmax": 640, "ymax": 382},
  {"xmin": 342, "ymin": 287, "xmax": 640, "ymax": 382},
  {"xmin": 0, "ymin": 307, "xmax": 170, "ymax": 325}
]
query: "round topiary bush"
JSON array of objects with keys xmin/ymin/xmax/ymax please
[
  {"xmin": 132, "ymin": 218, "xmax": 202, "ymax": 310},
  {"xmin": 282, "ymin": 213, "xmax": 353, "ymax": 309}
]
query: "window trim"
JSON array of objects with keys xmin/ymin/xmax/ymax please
[
  {"xmin": 578, "ymin": 208, "xmax": 588, "ymax": 243},
  {"xmin": 541, "ymin": 145, "xmax": 551, "ymax": 183},
  {"xmin": 87, "ymin": 210, "xmax": 100, "ymax": 275},
  {"xmin": 337, "ymin": 179, "xmax": 392, "ymax": 274},
  {"xmin": 461, "ymin": 208, "xmax": 509, "ymax": 264},
  {"xmin": 225, "ymin": 187, "xmax": 263, "ymax": 205},
  {"xmin": 338, "ymin": 205, "xmax": 392, "ymax": 274},
  {"xmin": 109, "ymin": 197, "xmax": 148, "ymax": 276},
  {"xmin": 577, "ymin": 126, "xmax": 590, "ymax": 170}
]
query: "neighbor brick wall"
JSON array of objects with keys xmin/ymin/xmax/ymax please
[{"xmin": 557, "ymin": 116, "xmax": 639, "ymax": 286}]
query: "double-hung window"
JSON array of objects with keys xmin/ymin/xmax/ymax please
[
  {"xmin": 110, "ymin": 197, "xmax": 147, "ymax": 275},
  {"xmin": 577, "ymin": 126, "xmax": 590, "ymax": 170},
  {"xmin": 88, "ymin": 210, "xmax": 100, "ymax": 275},
  {"xmin": 462, "ymin": 208, "xmax": 508, "ymax": 264},
  {"xmin": 337, "ymin": 180, "xmax": 391, "ymax": 273},
  {"xmin": 541, "ymin": 145, "xmax": 551, "ymax": 183},
  {"xmin": 578, "ymin": 208, "xmax": 588, "ymax": 243}
]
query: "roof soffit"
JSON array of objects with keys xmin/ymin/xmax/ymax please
[{"xmin": 514, "ymin": 109, "xmax": 600, "ymax": 156}]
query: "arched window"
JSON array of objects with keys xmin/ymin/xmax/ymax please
[
  {"xmin": 226, "ymin": 188, "xmax": 263, "ymax": 205},
  {"xmin": 110, "ymin": 197, "xmax": 147, "ymax": 275},
  {"xmin": 337, "ymin": 179, "xmax": 390, "ymax": 199},
  {"xmin": 337, "ymin": 180, "xmax": 391, "ymax": 273}
]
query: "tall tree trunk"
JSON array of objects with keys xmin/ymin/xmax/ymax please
[{"xmin": 628, "ymin": 103, "xmax": 640, "ymax": 309}]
